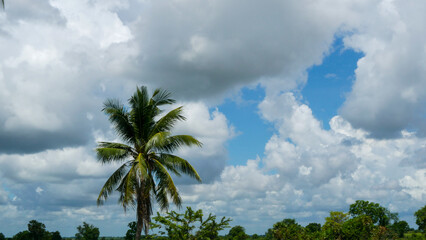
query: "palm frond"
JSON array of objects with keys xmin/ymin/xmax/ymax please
[
  {"xmin": 150, "ymin": 106, "xmax": 185, "ymax": 137},
  {"xmin": 144, "ymin": 132, "xmax": 170, "ymax": 152},
  {"xmin": 96, "ymin": 142, "xmax": 133, "ymax": 164},
  {"xmin": 152, "ymin": 159, "xmax": 182, "ymax": 209},
  {"xmin": 151, "ymin": 88, "xmax": 175, "ymax": 106},
  {"xmin": 103, "ymin": 99, "xmax": 135, "ymax": 143},
  {"xmin": 129, "ymin": 86, "xmax": 157, "ymax": 141},
  {"xmin": 1, "ymin": 0, "xmax": 4, "ymax": 9},
  {"xmin": 97, "ymin": 161, "xmax": 129, "ymax": 206},
  {"xmin": 158, "ymin": 135, "xmax": 202, "ymax": 153},
  {"xmin": 117, "ymin": 163, "xmax": 137, "ymax": 211},
  {"xmin": 136, "ymin": 153, "xmax": 149, "ymax": 181},
  {"xmin": 159, "ymin": 154, "xmax": 201, "ymax": 182}
]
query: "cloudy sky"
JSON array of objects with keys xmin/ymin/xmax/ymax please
[{"xmin": 1, "ymin": 0, "xmax": 425, "ymax": 237}]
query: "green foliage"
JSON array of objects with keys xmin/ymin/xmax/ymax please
[
  {"xmin": 152, "ymin": 207, "xmax": 231, "ymax": 239},
  {"xmin": 370, "ymin": 226, "xmax": 398, "ymax": 240},
  {"xmin": 125, "ymin": 222, "xmax": 137, "ymax": 240},
  {"xmin": 415, "ymin": 205, "xmax": 426, "ymax": 232},
  {"xmin": 0, "ymin": 233, "xmax": 5, "ymax": 240},
  {"xmin": 322, "ymin": 211, "xmax": 349, "ymax": 240},
  {"xmin": 342, "ymin": 215, "xmax": 375, "ymax": 239},
  {"xmin": 390, "ymin": 220, "xmax": 410, "ymax": 238},
  {"xmin": 349, "ymin": 200, "xmax": 398, "ymax": 226},
  {"xmin": 266, "ymin": 218, "xmax": 306, "ymax": 240},
  {"xmin": 305, "ymin": 223, "xmax": 321, "ymax": 240},
  {"xmin": 226, "ymin": 225, "xmax": 248, "ymax": 240},
  {"xmin": 12, "ymin": 231, "xmax": 31, "ymax": 240},
  {"xmin": 10, "ymin": 220, "xmax": 62, "ymax": 240},
  {"xmin": 75, "ymin": 222, "xmax": 100, "ymax": 240},
  {"xmin": 403, "ymin": 231, "xmax": 426, "ymax": 239},
  {"xmin": 28, "ymin": 220, "xmax": 48, "ymax": 240},
  {"xmin": 305, "ymin": 223, "xmax": 321, "ymax": 233},
  {"xmin": 51, "ymin": 231, "xmax": 62, "ymax": 240},
  {"xmin": 97, "ymin": 86, "xmax": 202, "ymax": 238}
]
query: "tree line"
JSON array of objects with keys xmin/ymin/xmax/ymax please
[{"xmin": 2, "ymin": 201, "xmax": 425, "ymax": 240}]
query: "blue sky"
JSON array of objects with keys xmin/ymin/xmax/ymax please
[
  {"xmin": 222, "ymin": 38, "xmax": 363, "ymax": 166},
  {"xmin": 0, "ymin": 0, "xmax": 426, "ymax": 237}
]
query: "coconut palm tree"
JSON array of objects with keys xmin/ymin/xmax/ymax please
[{"xmin": 96, "ymin": 86, "xmax": 202, "ymax": 240}]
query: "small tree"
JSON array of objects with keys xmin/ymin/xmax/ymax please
[
  {"xmin": 305, "ymin": 223, "xmax": 321, "ymax": 233},
  {"xmin": 390, "ymin": 220, "xmax": 410, "ymax": 238},
  {"xmin": 51, "ymin": 231, "xmax": 62, "ymax": 240},
  {"xmin": 266, "ymin": 218, "xmax": 306, "ymax": 240},
  {"xmin": 342, "ymin": 215, "xmax": 375, "ymax": 240},
  {"xmin": 28, "ymin": 220, "xmax": 47, "ymax": 240},
  {"xmin": 125, "ymin": 222, "xmax": 137, "ymax": 240},
  {"xmin": 152, "ymin": 207, "xmax": 231, "ymax": 239},
  {"xmin": 0, "ymin": 233, "xmax": 5, "ymax": 240},
  {"xmin": 349, "ymin": 200, "xmax": 398, "ymax": 226},
  {"xmin": 415, "ymin": 205, "xmax": 426, "ymax": 232},
  {"xmin": 12, "ymin": 231, "xmax": 31, "ymax": 240},
  {"xmin": 75, "ymin": 222, "xmax": 100, "ymax": 240},
  {"xmin": 227, "ymin": 225, "xmax": 248, "ymax": 240},
  {"xmin": 305, "ymin": 223, "xmax": 321, "ymax": 239},
  {"xmin": 322, "ymin": 211, "xmax": 349, "ymax": 240}
]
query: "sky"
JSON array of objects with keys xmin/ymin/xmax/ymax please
[{"xmin": 0, "ymin": 0, "xmax": 425, "ymax": 237}]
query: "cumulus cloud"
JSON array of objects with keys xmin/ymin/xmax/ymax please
[
  {"xmin": 128, "ymin": 0, "xmax": 349, "ymax": 100},
  {"xmin": 172, "ymin": 102, "xmax": 235, "ymax": 183},
  {"xmin": 1, "ymin": 0, "xmax": 426, "ymax": 237},
  {"xmin": 0, "ymin": 0, "xmax": 137, "ymax": 154},
  {"xmin": 340, "ymin": 0, "xmax": 426, "ymax": 137},
  {"xmin": 180, "ymin": 93, "xmax": 426, "ymax": 234},
  {"xmin": 259, "ymin": 93, "xmax": 359, "ymax": 187}
]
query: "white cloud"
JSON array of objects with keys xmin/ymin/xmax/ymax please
[
  {"xmin": 35, "ymin": 187, "xmax": 44, "ymax": 195},
  {"xmin": 340, "ymin": 0, "xmax": 426, "ymax": 137},
  {"xmin": 173, "ymin": 102, "xmax": 236, "ymax": 183},
  {"xmin": 1, "ymin": 0, "xmax": 426, "ymax": 237},
  {"xmin": 179, "ymin": 92, "xmax": 426, "ymax": 233},
  {"xmin": 128, "ymin": 0, "xmax": 348, "ymax": 100},
  {"xmin": 400, "ymin": 169, "xmax": 426, "ymax": 201}
]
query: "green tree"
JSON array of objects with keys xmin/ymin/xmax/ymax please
[
  {"xmin": 51, "ymin": 231, "xmax": 62, "ymax": 240},
  {"xmin": 349, "ymin": 200, "xmax": 398, "ymax": 226},
  {"xmin": 75, "ymin": 222, "xmax": 100, "ymax": 240},
  {"xmin": 152, "ymin": 207, "xmax": 231, "ymax": 239},
  {"xmin": 415, "ymin": 205, "xmax": 426, "ymax": 232},
  {"xmin": 266, "ymin": 218, "xmax": 306, "ymax": 240},
  {"xmin": 305, "ymin": 223, "xmax": 321, "ymax": 233},
  {"xmin": 322, "ymin": 211, "xmax": 349, "ymax": 240},
  {"xmin": 341, "ymin": 215, "xmax": 375, "ymax": 240},
  {"xmin": 226, "ymin": 226, "xmax": 248, "ymax": 240},
  {"xmin": 196, "ymin": 213, "xmax": 232, "ymax": 239},
  {"xmin": 305, "ymin": 223, "xmax": 321, "ymax": 240},
  {"xmin": 125, "ymin": 222, "xmax": 137, "ymax": 240},
  {"xmin": 28, "ymin": 220, "xmax": 48, "ymax": 240},
  {"xmin": 390, "ymin": 220, "xmax": 410, "ymax": 238},
  {"xmin": 96, "ymin": 86, "xmax": 202, "ymax": 239},
  {"xmin": 12, "ymin": 231, "xmax": 31, "ymax": 240},
  {"xmin": 0, "ymin": 233, "xmax": 5, "ymax": 240}
]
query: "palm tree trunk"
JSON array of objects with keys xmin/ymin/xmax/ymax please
[{"xmin": 135, "ymin": 192, "xmax": 143, "ymax": 240}]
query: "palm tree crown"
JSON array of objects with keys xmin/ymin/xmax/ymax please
[{"xmin": 96, "ymin": 86, "xmax": 202, "ymax": 239}]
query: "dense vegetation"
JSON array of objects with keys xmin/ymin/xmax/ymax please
[{"xmin": 3, "ymin": 201, "xmax": 425, "ymax": 240}]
